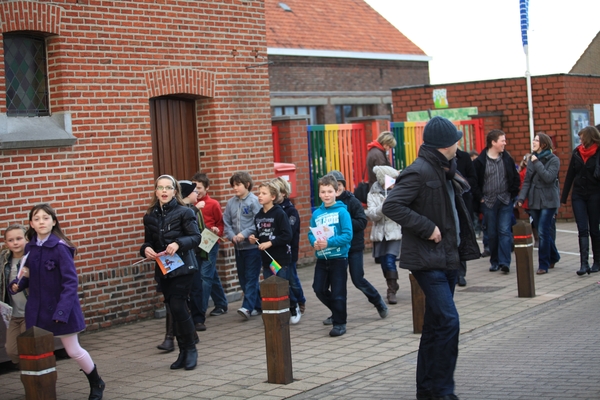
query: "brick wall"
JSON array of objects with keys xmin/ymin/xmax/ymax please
[
  {"xmin": 0, "ymin": 0, "xmax": 272, "ymax": 330},
  {"xmin": 269, "ymin": 55, "xmax": 430, "ymax": 92},
  {"xmin": 391, "ymin": 74, "xmax": 600, "ymax": 220}
]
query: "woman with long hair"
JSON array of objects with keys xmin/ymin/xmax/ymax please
[{"xmin": 561, "ymin": 126, "xmax": 600, "ymax": 275}]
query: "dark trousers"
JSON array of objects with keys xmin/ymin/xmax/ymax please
[{"xmin": 312, "ymin": 258, "xmax": 348, "ymax": 326}]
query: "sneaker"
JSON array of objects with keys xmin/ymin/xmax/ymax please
[
  {"xmin": 237, "ymin": 307, "xmax": 250, "ymax": 320},
  {"xmin": 290, "ymin": 304, "xmax": 301, "ymax": 325},
  {"xmin": 329, "ymin": 324, "xmax": 346, "ymax": 337},
  {"xmin": 209, "ymin": 307, "xmax": 227, "ymax": 316},
  {"xmin": 500, "ymin": 265, "xmax": 510, "ymax": 273},
  {"xmin": 322, "ymin": 316, "xmax": 333, "ymax": 325},
  {"xmin": 481, "ymin": 249, "xmax": 491, "ymax": 257},
  {"xmin": 377, "ymin": 304, "xmax": 389, "ymax": 319},
  {"xmin": 250, "ymin": 309, "xmax": 262, "ymax": 316}
]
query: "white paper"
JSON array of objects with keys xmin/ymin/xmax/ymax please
[
  {"xmin": 384, "ymin": 175, "xmax": 395, "ymax": 189},
  {"xmin": 310, "ymin": 225, "xmax": 334, "ymax": 242},
  {"xmin": 199, "ymin": 228, "xmax": 219, "ymax": 253}
]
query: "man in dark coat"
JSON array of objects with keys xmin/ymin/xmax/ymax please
[{"xmin": 382, "ymin": 116, "xmax": 480, "ymax": 400}]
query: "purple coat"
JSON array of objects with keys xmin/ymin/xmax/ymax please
[{"xmin": 19, "ymin": 234, "xmax": 86, "ymax": 336}]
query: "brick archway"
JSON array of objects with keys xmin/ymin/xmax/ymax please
[
  {"xmin": 0, "ymin": 1, "xmax": 63, "ymax": 35},
  {"xmin": 144, "ymin": 68, "xmax": 215, "ymax": 99}
]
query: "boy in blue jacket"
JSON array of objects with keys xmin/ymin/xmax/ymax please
[{"xmin": 308, "ymin": 174, "xmax": 353, "ymax": 337}]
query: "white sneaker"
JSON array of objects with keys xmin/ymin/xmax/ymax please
[
  {"xmin": 250, "ymin": 309, "xmax": 262, "ymax": 316},
  {"xmin": 237, "ymin": 307, "xmax": 250, "ymax": 320},
  {"xmin": 290, "ymin": 304, "xmax": 301, "ymax": 325}
]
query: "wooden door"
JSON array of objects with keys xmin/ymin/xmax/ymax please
[{"xmin": 149, "ymin": 97, "xmax": 199, "ymax": 181}]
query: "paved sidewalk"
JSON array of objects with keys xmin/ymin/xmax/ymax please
[{"xmin": 0, "ymin": 222, "xmax": 597, "ymax": 399}]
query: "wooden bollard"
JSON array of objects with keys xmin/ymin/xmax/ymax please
[
  {"xmin": 513, "ymin": 220, "xmax": 536, "ymax": 298},
  {"xmin": 260, "ymin": 275, "xmax": 293, "ymax": 384},
  {"xmin": 17, "ymin": 326, "xmax": 57, "ymax": 400},
  {"xmin": 409, "ymin": 273, "xmax": 426, "ymax": 334}
]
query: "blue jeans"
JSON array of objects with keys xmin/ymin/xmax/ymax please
[
  {"xmin": 379, "ymin": 253, "xmax": 398, "ymax": 273},
  {"xmin": 235, "ymin": 248, "xmax": 262, "ymax": 312},
  {"xmin": 289, "ymin": 262, "xmax": 306, "ymax": 304},
  {"xmin": 528, "ymin": 208, "xmax": 560, "ymax": 271},
  {"xmin": 412, "ymin": 269, "xmax": 459, "ymax": 398},
  {"xmin": 189, "ymin": 259, "xmax": 206, "ymax": 324},
  {"xmin": 312, "ymin": 258, "xmax": 348, "ymax": 326},
  {"xmin": 201, "ymin": 243, "xmax": 228, "ymax": 310},
  {"xmin": 572, "ymin": 193, "xmax": 600, "ymax": 242},
  {"xmin": 348, "ymin": 251, "xmax": 383, "ymax": 307},
  {"xmin": 482, "ymin": 199, "xmax": 514, "ymax": 268},
  {"xmin": 263, "ymin": 264, "xmax": 300, "ymax": 309}
]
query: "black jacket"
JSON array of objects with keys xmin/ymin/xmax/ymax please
[
  {"xmin": 141, "ymin": 198, "xmax": 201, "ymax": 279},
  {"xmin": 472, "ymin": 148, "xmax": 521, "ymax": 207},
  {"xmin": 561, "ymin": 147, "xmax": 600, "ymax": 203},
  {"xmin": 456, "ymin": 149, "xmax": 478, "ymax": 215},
  {"xmin": 382, "ymin": 147, "xmax": 480, "ymax": 271},
  {"xmin": 280, "ymin": 198, "xmax": 301, "ymax": 263},
  {"xmin": 336, "ymin": 190, "xmax": 368, "ymax": 253}
]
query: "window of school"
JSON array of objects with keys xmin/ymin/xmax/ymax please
[
  {"xmin": 4, "ymin": 33, "xmax": 49, "ymax": 117},
  {"xmin": 1, "ymin": 32, "xmax": 75, "ymax": 150},
  {"xmin": 272, "ymin": 105, "xmax": 321, "ymax": 125}
]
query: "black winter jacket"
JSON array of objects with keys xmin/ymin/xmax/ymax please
[
  {"xmin": 472, "ymin": 149, "xmax": 521, "ymax": 208},
  {"xmin": 561, "ymin": 147, "xmax": 600, "ymax": 203},
  {"xmin": 382, "ymin": 147, "xmax": 480, "ymax": 271},
  {"xmin": 140, "ymin": 198, "xmax": 201, "ymax": 279},
  {"xmin": 336, "ymin": 190, "xmax": 368, "ymax": 253}
]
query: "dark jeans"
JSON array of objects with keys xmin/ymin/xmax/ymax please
[
  {"xmin": 348, "ymin": 251, "xmax": 383, "ymax": 307},
  {"xmin": 289, "ymin": 262, "xmax": 306, "ymax": 304},
  {"xmin": 528, "ymin": 208, "xmax": 560, "ymax": 271},
  {"xmin": 201, "ymin": 243, "xmax": 228, "ymax": 309},
  {"xmin": 235, "ymin": 248, "xmax": 262, "ymax": 312},
  {"xmin": 412, "ymin": 269, "xmax": 459, "ymax": 398},
  {"xmin": 161, "ymin": 273, "xmax": 195, "ymax": 323},
  {"xmin": 572, "ymin": 193, "xmax": 600, "ymax": 242},
  {"xmin": 312, "ymin": 258, "xmax": 348, "ymax": 326},
  {"xmin": 482, "ymin": 199, "xmax": 514, "ymax": 268},
  {"xmin": 189, "ymin": 262, "xmax": 206, "ymax": 324},
  {"xmin": 380, "ymin": 253, "xmax": 398, "ymax": 273}
]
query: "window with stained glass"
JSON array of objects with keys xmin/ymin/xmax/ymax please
[{"xmin": 3, "ymin": 34, "xmax": 49, "ymax": 116}]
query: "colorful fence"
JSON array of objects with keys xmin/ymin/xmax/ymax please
[
  {"xmin": 390, "ymin": 119, "xmax": 485, "ymax": 170},
  {"xmin": 277, "ymin": 118, "xmax": 485, "ymax": 208},
  {"xmin": 307, "ymin": 124, "xmax": 366, "ymax": 208}
]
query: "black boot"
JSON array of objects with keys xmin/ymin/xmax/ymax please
[
  {"xmin": 384, "ymin": 270, "xmax": 399, "ymax": 305},
  {"xmin": 577, "ymin": 237, "xmax": 591, "ymax": 276},
  {"xmin": 590, "ymin": 237, "xmax": 600, "ymax": 273},
  {"xmin": 83, "ymin": 365, "xmax": 105, "ymax": 400},
  {"xmin": 157, "ymin": 309, "xmax": 174, "ymax": 352},
  {"xmin": 170, "ymin": 316, "xmax": 197, "ymax": 370}
]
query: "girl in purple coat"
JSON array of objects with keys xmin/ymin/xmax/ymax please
[{"xmin": 10, "ymin": 204, "xmax": 105, "ymax": 400}]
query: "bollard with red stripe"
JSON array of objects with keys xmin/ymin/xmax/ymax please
[
  {"xmin": 260, "ymin": 274, "xmax": 293, "ymax": 384},
  {"xmin": 513, "ymin": 220, "xmax": 536, "ymax": 297},
  {"xmin": 17, "ymin": 326, "xmax": 57, "ymax": 400}
]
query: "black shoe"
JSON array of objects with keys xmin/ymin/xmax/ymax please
[
  {"xmin": 591, "ymin": 263, "xmax": 600, "ymax": 273},
  {"xmin": 157, "ymin": 336, "xmax": 175, "ymax": 352},
  {"xmin": 577, "ymin": 265, "xmax": 590, "ymax": 276},
  {"xmin": 209, "ymin": 307, "xmax": 228, "ymax": 316},
  {"xmin": 489, "ymin": 264, "xmax": 499, "ymax": 272},
  {"xmin": 500, "ymin": 265, "xmax": 510, "ymax": 273},
  {"xmin": 329, "ymin": 325, "xmax": 346, "ymax": 337},
  {"xmin": 433, "ymin": 395, "xmax": 459, "ymax": 400},
  {"xmin": 195, "ymin": 322, "xmax": 206, "ymax": 331},
  {"xmin": 457, "ymin": 276, "xmax": 467, "ymax": 286},
  {"xmin": 481, "ymin": 249, "xmax": 491, "ymax": 257}
]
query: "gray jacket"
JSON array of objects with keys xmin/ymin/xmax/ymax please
[
  {"xmin": 223, "ymin": 192, "xmax": 261, "ymax": 251},
  {"xmin": 518, "ymin": 152, "xmax": 560, "ymax": 210}
]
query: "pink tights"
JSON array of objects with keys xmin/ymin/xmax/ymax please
[{"xmin": 60, "ymin": 334, "xmax": 94, "ymax": 374}]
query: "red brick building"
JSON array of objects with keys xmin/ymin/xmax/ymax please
[
  {"xmin": 265, "ymin": 0, "xmax": 430, "ymax": 124},
  {"xmin": 391, "ymin": 74, "xmax": 600, "ymax": 220},
  {"xmin": 0, "ymin": 0, "xmax": 273, "ymax": 330}
]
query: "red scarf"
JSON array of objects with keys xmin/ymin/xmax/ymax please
[{"xmin": 578, "ymin": 143, "xmax": 598, "ymax": 164}]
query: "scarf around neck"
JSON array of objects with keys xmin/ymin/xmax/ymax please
[{"xmin": 578, "ymin": 143, "xmax": 598, "ymax": 164}]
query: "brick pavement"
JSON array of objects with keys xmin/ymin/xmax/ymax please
[{"xmin": 0, "ymin": 221, "xmax": 597, "ymax": 399}]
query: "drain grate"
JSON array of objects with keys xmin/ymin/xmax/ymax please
[{"xmin": 460, "ymin": 286, "xmax": 504, "ymax": 293}]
